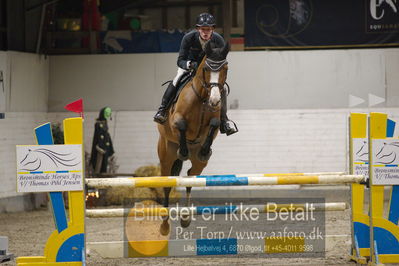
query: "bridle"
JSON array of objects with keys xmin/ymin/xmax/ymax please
[
  {"xmin": 191, "ymin": 58, "xmax": 228, "ymax": 111},
  {"xmin": 204, "ymin": 58, "xmax": 228, "ymax": 90}
]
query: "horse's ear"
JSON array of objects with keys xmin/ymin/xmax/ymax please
[
  {"xmin": 222, "ymin": 42, "xmax": 230, "ymax": 58},
  {"xmin": 205, "ymin": 41, "xmax": 213, "ymax": 56}
]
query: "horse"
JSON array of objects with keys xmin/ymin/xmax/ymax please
[{"xmin": 157, "ymin": 41, "xmax": 230, "ymax": 235}]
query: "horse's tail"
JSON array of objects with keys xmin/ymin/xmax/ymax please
[{"xmin": 171, "ymin": 159, "xmax": 183, "ymax": 176}]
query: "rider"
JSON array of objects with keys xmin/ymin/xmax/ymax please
[{"xmin": 153, "ymin": 13, "xmax": 238, "ymax": 136}]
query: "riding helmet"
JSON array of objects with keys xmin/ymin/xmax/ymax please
[{"xmin": 196, "ymin": 13, "xmax": 216, "ymax": 27}]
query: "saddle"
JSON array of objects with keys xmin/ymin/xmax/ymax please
[{"xmin": 163, "ymin": 71, "xmax": 194, "ymax": 104}]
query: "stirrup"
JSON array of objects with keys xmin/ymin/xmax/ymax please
[
  {"xmin": 153, "ymin": 110, "xmax": 167, "ymax": 124},
  {"xmin": 220, "ymin": 120, "xmax": 238, "ymax": 136}
]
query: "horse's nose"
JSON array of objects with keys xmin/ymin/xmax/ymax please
[
  {"xmin": 209, "ymin": 85, "xmax": 221, "ymax": 107},
  {"xmin": 210, "ymin": 99, "xmax": 220, "ymax": 107}
]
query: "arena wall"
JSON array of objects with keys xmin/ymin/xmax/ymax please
[{"xmin": 48, "ymin": 48, "xmax": 399, "ymax": 111}]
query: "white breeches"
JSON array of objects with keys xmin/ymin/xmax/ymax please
[{"xmin": 172, "ymin": 67, "xmax": 188, "ymax": 86}]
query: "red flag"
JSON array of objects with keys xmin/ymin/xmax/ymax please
[{"xmin": 64, "ymin": 98, "xmax": 84, "ymax": 118}]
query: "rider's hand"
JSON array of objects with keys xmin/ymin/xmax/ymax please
[{"xmin": 189, "ymin": 61, "xmax": 198, "ymax": 70}]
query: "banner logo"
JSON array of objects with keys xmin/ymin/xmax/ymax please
[
  {"xmin": 367, "ymin": 0, "xmax": 399, "ymax": 32},
  {"xmin": 370, "ymin": 0, "xmax": 398, "ymax": 20}
]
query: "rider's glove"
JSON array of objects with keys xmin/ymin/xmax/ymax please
[{"xmin": 188, "ymin": 61, "xmax": 198, "ymax": 70}]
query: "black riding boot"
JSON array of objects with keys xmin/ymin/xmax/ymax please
[
  {"xmin": 220, "ymin": 92, "xmax": 238, "ymax": 136},
  {"xmin": 154, "ymin": 83, "xmax": 177, "ymax": 124}
]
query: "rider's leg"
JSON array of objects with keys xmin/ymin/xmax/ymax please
[
  {"xmin": 153, "ymin": 82, "xmax": 176, "ymax": 124},
  {"xmin": 154, "ymin": 67, "xmax": 187, "ymax": 124},
  {"xmin": 220, "ymin": 91, "xmax": 238, "ymax": 136}
]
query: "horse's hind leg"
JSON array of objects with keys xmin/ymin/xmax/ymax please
[
  {"xmin": 180, "ymin": 159, "xmax": 208, "ymax": 228},
  {"xmin": 198, "ymin": 117, "xmax": 220, "ymax": 162}
]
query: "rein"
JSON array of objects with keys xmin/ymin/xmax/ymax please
[{"xmin": 191, "ymin": 81, "xmax": 220, "ymax": 113}]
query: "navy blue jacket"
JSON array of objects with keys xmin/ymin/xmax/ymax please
[{"xmin": 177, "ymin": 30, "xmax": 225, "ymax": 70}]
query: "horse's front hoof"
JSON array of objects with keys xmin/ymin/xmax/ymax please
[
  {"xmin": 177, "ymin": 148, "xmax": 189, "ymax": 161},
  {"xmin": 160, "ymin": 220, "xmax": 170, "ymax": 236},
  {"xmin": 180, "ymin": 215, "xmax": 192, "ymax": 228},
  {"xmin": 198, "ymin": 149, "xmax": 212, "ymax": 162}
]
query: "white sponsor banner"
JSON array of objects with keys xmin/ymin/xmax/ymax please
[
  {"xmin": 371, "ymin": 139, "xmax": 399, "ymax": 185},
  {"xmin": 352, "ymin": 138, "xmax": 369, "ymax": 178},
  {"xmin": 16, "ymin": 144, "xmax": 83, "ymax": 192}
]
